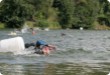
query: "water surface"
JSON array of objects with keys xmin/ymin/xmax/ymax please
[{"xmin": 0, "ymin": 30, "xmax": 110, "ymax": 75}]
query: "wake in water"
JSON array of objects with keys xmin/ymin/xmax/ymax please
[
  {"xmin": 0, "ymin": 37, "xmax": 34, "ymax": 55},
  {"xmin": 0, "ymin": 36, "xmax": 56, "ymax": 55}
]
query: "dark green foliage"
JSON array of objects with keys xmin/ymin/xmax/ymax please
[
  {"xmin": 53, "ymin": 0, "xmax": 74, "ymax": 29},
  {"xmin": 97, "ymin": 16, "xmax": 109, "ymax": 26},
  {"xmin": 97, "ymin": 0, "xmax": 110, "ymax": 26},
  {"xmin": 0, "ymin": 0, "xmax": 110, "ymax": 29},
  {"xmin": 72, "ymin": 0, "xmax": 99, "ymax": 29},
  {"xmin": 5, "ymin": 16, "xmax": 25, "ymax": 28},
  {"xmin": 37, "ymin": 20, "xmax": 49, "ymax": 29},
  {"xmin": 0, "ymin": 0, "xmax": 35, "ymax": 28}
]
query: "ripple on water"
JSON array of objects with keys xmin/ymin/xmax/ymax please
[{"xmin": 0, "ymin": 30, "xmax": 110, "ymax": 75}]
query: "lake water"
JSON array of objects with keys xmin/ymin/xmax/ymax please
[{"xmin": 0, "ymin": 30, "xmax": 110, "ymax": 75}]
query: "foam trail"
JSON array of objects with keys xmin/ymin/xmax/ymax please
[
  {"xmin": 0, "ymin": 37, "xmax": 25, "ymax": 54},
  {"xmin": 0, "ymin": 0, "xmax": 2, "ymax": 3}
]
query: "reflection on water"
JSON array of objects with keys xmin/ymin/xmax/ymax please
[
  {"xmin": 0, "ymin": 63, "xmax": 109, "ymax": 75},
  {"xmin": 0, "ymin": 30, "xmax": 110, "ymax": 75}
]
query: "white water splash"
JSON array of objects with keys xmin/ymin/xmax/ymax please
[
  {"xmin": 0, "ymin": 0, "xmax": 2, "ymax": 3},
  {"xmin": 108, "ymin": 72, "xmax": 110, "ymax": 75},
  {"xmin": 0, "ymin": 37, "xmax": 25, "ymax": 54},
  {"xmin": 0, "ymin": 73, "xmax": 3, "ymax": 75}
]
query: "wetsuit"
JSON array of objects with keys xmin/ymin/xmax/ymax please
[
  {"xmin": 34, "ymin": 40, "xmax": 48, "ymax": 54},
  {"xmin": 25, "ymin": 43, "xmax": 35, "ymax": 48}
]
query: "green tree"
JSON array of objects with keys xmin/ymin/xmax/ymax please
[
  {"xmin": 0, "ymin": 0, "xmax": 35, "ymax": 28},
  {"xmin": 53, "ymin": 0, "xmax": 74, "ymax": 29},
  {"xmin": 97, "ymin": 0, "xmax": 110, "ymax": 26},
  {"xmin": 26, "ymin": 0, "xmax": 54, "ymax": 19},
  {"xmin": 103, "ymin": 2, "xmax": 110, "ymax": 26},
  {"xmin": 72, "ymin": 0, "xmax": 99, "ymax": 29}
]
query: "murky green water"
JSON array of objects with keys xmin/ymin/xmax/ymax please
[{"xmin": 0, "ymin": 30, "xmax": 110, "ymax": 75}]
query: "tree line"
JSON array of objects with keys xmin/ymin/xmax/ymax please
[{"xmin": 0, "ymin": 0, "xmax": 110, "ymax": 29}]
